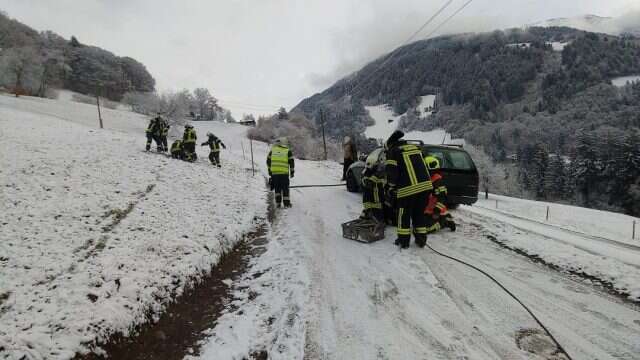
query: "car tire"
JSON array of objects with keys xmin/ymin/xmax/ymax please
[{"xmin": 346, "ymin": 172, "xmax": 359, "ymax": 192}]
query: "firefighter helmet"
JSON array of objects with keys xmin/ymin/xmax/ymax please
[{"xmin": 425, "ymin": 156, "xmax": 440, "ymax": 170}]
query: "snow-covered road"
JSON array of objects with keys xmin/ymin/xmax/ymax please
[{"xmin": 193, "ymin": 125, "xmax": 640, "ymax": 359}]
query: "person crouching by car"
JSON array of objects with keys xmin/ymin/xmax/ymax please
[
  {"xmin": 424, "ymin": 155, "xmax": 456, "ymax": 233},
  {"xmin": 360, "ymin": 156, "xmax": 386, "ymax": 223},
  {"xmin": 342, "ymin": 136, "xmax": 357, "ymax": 181}
]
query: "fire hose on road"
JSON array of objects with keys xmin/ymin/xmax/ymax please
[
  {"xmin": 425, "ymin": 238, "xmax": 574, "ymax": 360},
  {"xmin": 289, "ymin": 183, "xmax": 346, "ymax": 189}
]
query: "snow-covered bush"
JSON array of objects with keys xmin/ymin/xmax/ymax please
[
  {"xmin": 248, "ymin": 113, "xmax": 340, "ymax": 161},
  {"xmin": 465, "ymin": 143, "xmax": 529, "ymax": 198}
]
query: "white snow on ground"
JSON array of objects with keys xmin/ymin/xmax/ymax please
[
  {"xmin": 611, "ymin": 75, "xmax": 640, "ymax": 87},
  {"xmin": 417, "ymin": 94, "xmax": 436, "ymax": 116},
  {"xmin": 0, "ymin": 94, "xmax": 266, "ymax": 359},
  {"xmin": 465, "ymin": 193, "xmax": 640, "ymax": 301},
  {"xmin": 364, "ymin": 105, "xmax": 402, "ymax": 141},
  {"xmin": 191, "ymin": 124, "xmax": 640, "ymax": 359},
  {"xmin": 547, "ymin": 42, "xmax": 569, "ymax": 51},
  {"xmin": 365, "ymin": 96, "xmax": 461, "ymax": 146}
]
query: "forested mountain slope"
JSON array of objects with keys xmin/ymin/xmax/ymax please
[
  {"xmin": 0, "ymin": 11, "xmax": 155, "ymax": 100},
  {"xmin": 293, "ymin": 27, "xmax": 640, "ymax": 215}
]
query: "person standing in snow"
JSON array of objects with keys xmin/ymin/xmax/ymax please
[
  {"xmin": 145, "ymin": 116, "xmax": 159, "ymax": 151},
  {"xmin": 201, "ymin": 132, "xmax": 226, "ymax": 167},
  {"xmin": 342, "ymin": 136, "xmax": 358, "ymax": 181},
  {"xmin": 424, "ymin": 156, "xmax": 456, "ymax": 233},
  {"xmin": 267, "ymin": 138, "xmax": 295, "ymax": 208},
  {"xmin": 156, "ymin": 114, "xmax": 170, "ymax": 152},
  {"xmin": 385, "ymin": 130, "xmax": 433, "ymax": 249},
  {"xmin": 182, "ymin": 124, "xmax": 197, "ymax": 162}
]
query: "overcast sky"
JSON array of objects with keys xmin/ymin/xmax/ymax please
[{"xmin": 1, "ymin": 0, "xmax": 638, "ymax": 117}]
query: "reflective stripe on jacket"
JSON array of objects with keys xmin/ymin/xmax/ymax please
[
  {"xmin": 386, "ymin": 143, "xmax": 433, "ymax": 198},
  {"xmin": 183, "ymin": 128, "xmax": 197, "ymax": 143},
  {"xmin": 362, "ymin": 173, "xmax": 386, "ymax": 209}
]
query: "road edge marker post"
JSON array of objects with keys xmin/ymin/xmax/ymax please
[{"xmin": 250, "ymin": 138, "xmax": 255, "ymax": 177}]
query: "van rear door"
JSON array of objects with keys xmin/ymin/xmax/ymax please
[{"xmin": 423, "ymin": 146, "xmax": 479, "ymax": 205}]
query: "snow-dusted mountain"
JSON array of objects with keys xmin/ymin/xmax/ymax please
[{"xmin": 530, "ymin": 13, "xmax": 640, "ymax": 36}]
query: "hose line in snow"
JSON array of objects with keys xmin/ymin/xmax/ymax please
[
  {"xmin": 289, "ymin": 183, "xmax": 345, "ymax": 189},
  {"xmin": 425, "ymin": 239, "xmax": 574, "ymax": 360}
]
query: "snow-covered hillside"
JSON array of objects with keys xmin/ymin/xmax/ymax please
[
  {"xmin": 365, "ymin": 95, "xmax": 443, "ymax": 143},
  {"xmin": 363, "ymin": 104, "xmax": 402, "ymax": 140},
  {"xmin": 530, "ymin": 13, "xmax": 640, "ymax": 36},
  {"xmin": 0, "ymin": 94, "xmax": 266, "ymax": 359}
]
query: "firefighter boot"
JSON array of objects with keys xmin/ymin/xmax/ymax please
[
  {"xmin": 394, "ymin": 238, "xmax": 409, "ymax": 249},
  {"xmin": 415, "ymin": 234, "xmax": 427, "ymax": 248}
]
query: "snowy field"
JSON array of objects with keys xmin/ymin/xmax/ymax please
[
  {"xmin": 611, "ymin": 75, "xmax": 640, "ymax": 87},
  {"xmin": 466, "ymin": 193, "xmax": 640, "ymax": 301},
  {"xmin": 363, "ymin": 104, "xmax": 403, "ymax": 140},
  {"xmin": 547, "ymin": 41, "xmax": 569, "ymax": 51},
  {"xmin": 0, "ymin": 94, "xmax": 266, "ymax": 359},
  {"xmin": 364, "ymin": 95, "xmax": 436, "ymax": 141}
]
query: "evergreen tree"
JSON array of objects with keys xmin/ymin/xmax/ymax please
[
  {"xmin": 572, "ymin": 130, "xmax": 599, "ymax": 206},
  {"xmin": 544, "ymin": 153, "xmax": 565, "ymax": 199},
  {"xmin": 531, "ymin": 143, "xmax": 549, "ymax": 199}
]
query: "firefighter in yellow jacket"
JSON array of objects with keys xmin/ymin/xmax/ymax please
[
  {"xmin": 267, "ymin": 138, "xmax": 294, "ymax": 208},
  {"xmin": 182, "ymin": 124, "xmax": 197, "ymax": 162},
  {"xmin": 361, "ymin": 156, "xmax": 386, "ymax": 222},
  {"xmin": 385, "ymin": 131, "xmax": 433, "ymax": 248},
  {"xmin": 201, "ymin": 132, "xmax": 226, "ymax": 167}
]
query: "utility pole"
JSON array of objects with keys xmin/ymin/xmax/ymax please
[{"xmin": 320, "ymin": 109, "xmax": 327, "ymax": 160}]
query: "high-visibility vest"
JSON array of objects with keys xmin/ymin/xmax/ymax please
[
  {"xmin": 183, "ymin": 128, "xmax": 197, "ymax": 143},
  {"xmin": 270, "ymin": 145, "xmax": 291, "ymax": 175},
  {"xmin": 211, "ymin": 140, "xmax": 221, "ymax": 152},
  {"xmin": 171, "ymin": 140, "xmax": 182, "ymax": 153}
]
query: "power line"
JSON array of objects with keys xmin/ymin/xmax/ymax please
[
  {"xmin": 348, "ymin": 0, "xmax": 455, "ymax": 98},
  {"xmin": 422, "ymin": 0, "xmax": 474, "ymax": 41}
]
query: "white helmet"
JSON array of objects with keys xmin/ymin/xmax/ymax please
[{"xmin": 206, "ymin": 132, "xmax": 213, "ymax": 137}]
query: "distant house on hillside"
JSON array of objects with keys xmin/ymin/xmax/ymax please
[{"xmin": 238, "ymin": 119, "xmax": 256, "ymax": 127}]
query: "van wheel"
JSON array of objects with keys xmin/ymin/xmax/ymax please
[{"xmin": 346, "ymin": 172, "xmax": 359, "ymax": 192}]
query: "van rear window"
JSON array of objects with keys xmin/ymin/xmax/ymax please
[{"xmin": 424, "ymin": 148, "xmax": 475, "ymax": 171}]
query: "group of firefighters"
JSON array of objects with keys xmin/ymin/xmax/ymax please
[
  {"xmin": 145, "ymin": 114, "xmax": 226, "ymax": 167},
  {"xmin": 145, "ymin": 116, "xmax": 451, "ymax": 248},
  {"xmin": 360, "ymin": 130, "xmax": 456, "ymax": 249}
]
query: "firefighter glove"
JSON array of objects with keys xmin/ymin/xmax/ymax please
[{"xmin": 290, "ymin": 170, "xmax": 295, "ymax": 178}]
